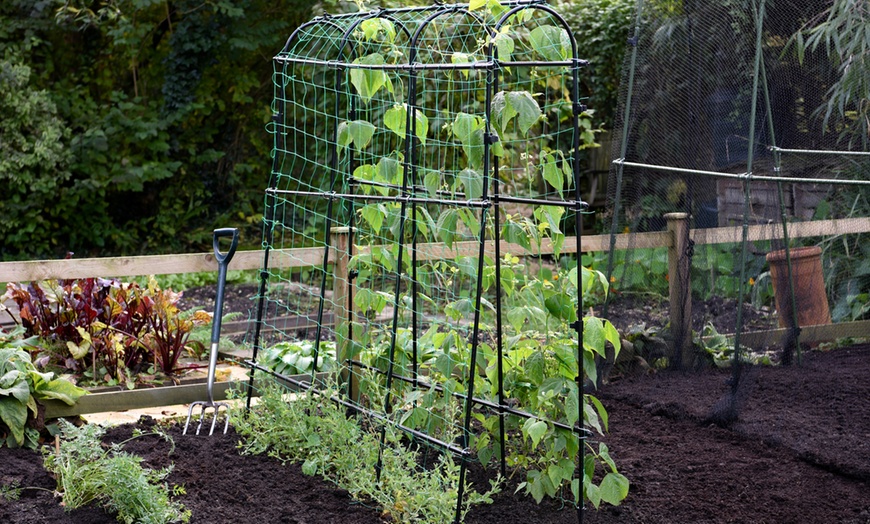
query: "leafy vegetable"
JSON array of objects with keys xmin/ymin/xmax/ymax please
[{"xmin": 0, "ymin": 327, "xmax": 87, "ymax": 448}]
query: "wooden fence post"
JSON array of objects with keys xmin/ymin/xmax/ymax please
[
  {"xmin": 665, "ymin": 213, "xmax": 693, "ymax": 369},
  {"xmin": 330, "ymin": 227, "xmax": 357, "ymax": 401}
]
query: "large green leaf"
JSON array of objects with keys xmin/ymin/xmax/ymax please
[
  {"xmin": 360, "ymin": 204, "xmax": 385, "ymax": 233},
  {"xmin": 349, "ymin": 53, "xmax": 392, "ymax": 103},
  {"xmin": 583, "ymin": 316, "xmax": 607, "ymax": 357},
  {"xmin": 383, "ymin": 104, "xmax": 429, "ymax": 145},
  {"xmin": 507, "ymin": 91, "xmax": 541, "ymax": 135},
  {"xmin": 376, "ymin": 157, "xmax": 402, "ymax": 187},
  {"xmin": 493, "ymin": 31, "xmax": 515, "ymax": 61},
  {"xmin": 502, "ymin": 219, "xmax": 531, "ymax": 250},
  {"xmin": 347, "ymin": 120, "xmax": 375, "ymax": 152},
  {"xmin": 541, "ymin": 153, "xmax": 564, "ymax": 192},
  {"xmin": 544, "ymin": 292, "xmax": 575, "ymax": 322},
  {"xmin": 436, "ymin": 208, "xmax": 459, "ymax": 248},
  {"xmin": 525, "ymin": 419, "xmax": 548, "ymax": 448},
  {"xmin": 37, "ymin": 377, "xmax": 87, "ymax": 406},
  {"xmin": 529, "ymin": 25, "xmax": 569, "ymax": 62},
  {"xmin": 453, "ymin": 112, "xmax": 485, "ymax": 169},
  {"xmin": 459, "ymin": 168, "xmax": 483, "ymax": 200},
  {"xmin": 565, "ymin": 382, "xmax": 580, "ymax": 427},
  {"xmin": 491, "ymin": 92, "xmax": 517, "ymax": 135},
  {"xmin": 599, "ymin": 473, "xmax": 630, "ymax": 506},
  {"xmin": 491, "ymin": 91, "xmax": 540, "ymax": 135},
  {"xmin": 0, "ymin": 396, "xmax": 27, "ymax": 446},
  {"xmin": 0, "ymin": 373, "xmax": 29, "ymax": 404}
]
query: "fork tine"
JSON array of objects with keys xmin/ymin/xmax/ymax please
[
  {"xmin": 209, "ymin": 408, "xmax": 219, "ymax": 436},
  {"xmin": 183, "ymin": 403, "xmax": 197, "ymax": 435}
]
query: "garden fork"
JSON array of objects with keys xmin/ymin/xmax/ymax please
[{"xmin": 184, "ymin": 228, "xmax": 239, "ymax": 436}]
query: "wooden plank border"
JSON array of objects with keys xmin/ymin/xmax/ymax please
[
  {"xmin": 43, "ymin": 373, "xmax": 326, "ymax": 418},
  {"xmin": 735, "ymin": 320, "xmax": 870, "ymax": 349}
]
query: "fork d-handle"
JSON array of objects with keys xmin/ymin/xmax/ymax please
[{"xmin": 207, "ymin": 228, "xmax": 239, "ymax": 403}]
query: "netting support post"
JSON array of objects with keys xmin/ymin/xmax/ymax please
[
  {"xmin": 331, "ymin": 226, "xmax": 358, "ymax": 402},
  {"xmin": 666, "ymin": 212, "xmax": 693, "ymax": 369}
]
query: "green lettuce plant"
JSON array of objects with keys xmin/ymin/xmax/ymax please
[{"xmin": 0, "ymin": 327, "xmax": 87, "ymax": 448}]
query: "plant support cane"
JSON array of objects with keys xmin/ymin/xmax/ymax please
[{"xmin": 184, "ymin": 228, "xmax": 239, "ymax": 435}]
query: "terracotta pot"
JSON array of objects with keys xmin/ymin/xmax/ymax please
[{"xmin": 765, "ymin": 246, "xmax": 831, "ymax": 328}]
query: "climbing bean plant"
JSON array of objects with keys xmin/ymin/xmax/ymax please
[{"xmin": 250, "ymin": 0, "xmax": 627, "ymax": 516}]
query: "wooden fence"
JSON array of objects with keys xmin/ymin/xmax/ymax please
[{"xmin": 3, "ymin": 215, "xmax": 870, "ymax": 416}]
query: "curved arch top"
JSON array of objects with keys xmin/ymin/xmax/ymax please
[{"xmin": 274, "ymin": 1, "xmax": 582, "ymax": 71}]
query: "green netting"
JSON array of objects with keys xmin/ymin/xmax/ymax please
[
  {"xmin": 242, "ymin": 2, "xmax": 587, "ymax": 520},
  {"xmin": 604, "ymin": 0, "xmax": 869, "ymax": 398}
]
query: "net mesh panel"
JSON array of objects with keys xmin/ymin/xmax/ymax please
[
  {"xmin": 247, "ymin": 2, "xmax": 584, "ymax": 516},
  {"xmin": 605, "ymin": 0, "xmax": 869, "ymax": 372}
]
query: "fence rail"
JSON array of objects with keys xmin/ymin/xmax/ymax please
[
  {"xmin": 4, "ymin": 216, "xmax": 870, "ymax": 415},
  {"xmin": 3, "ymin": 217, "xmax": 869, "ymax": 283}
]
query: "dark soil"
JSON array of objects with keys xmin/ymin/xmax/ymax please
[
  {"xmin": 0, "ymin": 420, "xmax": 576, "ymax": 524},
  {"xmin": 598, "ymin": 293, "xmax": 779, "ymax": 336},
  {"xmin": 586, "ymin": 343, "xmax": 870, "ymax": 523},
  {"xmin": 4, "ymin": 345, "xmax": 870, "ymax": 523},
  {"xmin": 5, "ymin": 284, "xmax": 868, "ymax": 523}
]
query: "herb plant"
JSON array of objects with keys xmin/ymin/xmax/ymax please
[
  {"xmin": 231, "ymin": 380, "xmax": 500, "ymax": 523},
  {"xmin": 43, "ymin": 420, "xmax": 191, "ymax": 524}
]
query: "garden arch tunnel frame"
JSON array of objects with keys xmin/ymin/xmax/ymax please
[{"xmin": 244, "ymin": 2, "xmax": 588, "ymax": 520}]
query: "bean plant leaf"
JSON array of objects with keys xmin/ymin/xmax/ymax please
[
  {"xmin": 584, "ymin": 400, "xmax": 603, "ymax": 435},
  {"xmin": 508, "ymin": 91, "xmax": 541, "ymax": 135},
  {"xmin": 588, "ymin": 393, "xmax": 608, "ymax": 432},
  {"xmin": 424, "ymin": 171, "xmax": 441, "ymax": 197},
  {"xmin": 436, "ymin": 208, "xmax": 459, "ymax": 249},
  {"xmin": 359, "ymin": 18, "xmax": 396, "ymax": 43},
  {"xmin": 493, "ymin": 30, "xmax": 515, "ymax": 61},
  {"xmin": 383, "ymin": 104, "xmax": 429, "ymax": 145},
  {"xmin": 583, "ymin": 349, "xmax": 597, "ymax": 388},
  {"xmin": 491, "ymin": 92, "xmax": 517, "ymax": 135},
  {"xmin": 337, "ymin": 121, "xmax": 353, "ymax": 150},
  {"xmin": 451, "ymin": 52, "xmax": 472, "ymax": 79},
  {"xmin": 599, "ymin": 473, "xmax": 630, "ymax": 506},
  {"xmin": 544, "ymin": 292, "xmax": 575, "ymax": 322},
  {"xmin": 525, "ymin": 351, "xmax": 545, "ymax": 385},
  {"xmin": 458, "ymin": 208, "xmax": 480, "ymax": 237},
  {"xmin": 525, "ymin": 419, "xmax": 548, "ymax": 448},
  {"xmin": 491, "ymin": 91, "xmax": 541, "ymax": 136},
  {"xmin": 459, "ymin": 168, "xmax": 483, "ymax": 200},
  {"xmin": 502, "ymin": 219, "xmax": 531, "ymax": 250},
  {"xmin": 541, "ymin": 152, "xmax": 563, "ymax": 192},
  {"xmin": 376, "ymin": 157, "xmax": 402, "ymax": 187},
  {"xmin": 453, "ymin": 112, "xmax": 485, "ymax": 169},
  {"xmin": 469, "ymin": 0, "xmax": 487, "ymax": 10},
  {"xmin": 507, "ymin": 306, "xmax": 527, "ymax": 332},
  {"xmin": 347, "ymin": 120, "xmax": 376, "ymax": 151},
  {"xmin": 349, "ymin": 53, "xmax": 392, "ymax": 103},
  {"xmin": 565, "ymin": 381, "xmax": 580, "ymax": 427},
  {"xmin": 529, "ymin": 25, "xmax": 570, "ymax": 62},
  {"xmin": 360, "ymin": 204, "xmax": 385, "ymax": 233},
  {"xmin": 586, "ymin": 481, "xmax": 602, "ymax": 509},
  {"xmin": 583, "ymin": 316, "xmax": 607, "ymax": 357}
]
